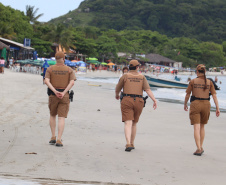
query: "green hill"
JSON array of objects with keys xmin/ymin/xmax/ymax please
[{"xmin": 49, "ymin": 0, "xmax": 226, "ymax": 43}]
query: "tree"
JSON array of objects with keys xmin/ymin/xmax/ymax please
[
  {"xmin": 45, "ymin": 24, "xmax": 75, "ymax": 52},
  {"xmin": 26, "ymin": 5, "xmax": 44, "ymax": 23}
]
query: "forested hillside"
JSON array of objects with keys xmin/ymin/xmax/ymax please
[
  {"xmin": 1, "ymin": 2, "xmax": 225, "ymax": 68},
  {"xmin": 0, "ymin": 3, "xmax": 33, "ymax": 42},
  {"xmin": 50, "ymin": 0, "xmax": 226, "ymax": 43}
]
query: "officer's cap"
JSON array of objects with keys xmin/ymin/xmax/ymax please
[
  {"xmin": 55, "ymin": 51, "xmax": 65, "ymax": 60},
  {"xmin": 129, "ymin": 60, "xmax": 140, "ymax": 67},
  {"xmin": 196, "ymin": 64, "xmax": 206, "ymax": 71}
]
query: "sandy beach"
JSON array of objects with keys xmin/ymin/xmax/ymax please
[{"xmin": 0, "ymin": 69, "xmax": 226, "ymax": 185}]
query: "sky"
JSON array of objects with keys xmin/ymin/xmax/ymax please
[{"xmin": 0, "ymin": 0, "xmax": 84, "ymax": 22}]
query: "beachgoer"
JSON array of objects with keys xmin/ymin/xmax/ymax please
[
  {"xmin": 45, "ymin": 51, "xmax": 76, "ymax": 147},
  {"xmin": 119, "ymin": 66, "xmax": 129, "ymax": 79},
  {"xmin": 115, "ymin": 60, "xmax": 157, "ymax": 152},
  {"xmin": 42, "ymin": 60, "xmax": 50, "ymax": 84},
  {"xmin": 184, "ymin": 64, "xmax": 220, "ymax": 156},
  {"xmin": 0, "ymin": 57, "xmax": 5, "ymax": 74},
  {"xmin": 215, "ymin": 76, "xmax": 218, "ymax": 83},
  {"xmin": 9, "ymin": 57, "xmax": 14, "ymax": 68},
  {"xmin": 187, "ymin": 77, "xmax": 191, "ymax": 82}
]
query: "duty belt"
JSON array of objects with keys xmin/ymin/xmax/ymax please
[
  {"xmin": 122, "ymin": 93, "xmax": 143, "ymax": 98},
  {"xmin": 190, "ymin": 96, "xmax": 210, "ymax": 103},
  {"xmin": 47, "ymin": 88, "xmax": 67, "ymax": 96}
]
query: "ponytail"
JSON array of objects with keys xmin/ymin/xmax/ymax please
[
  {"xmin": 203, "ymin": 72, "xmax": 207, "ymax": 90},
  {"xmin": 198, "ymin": 69, "xmax": 207, "ymax": 90}
]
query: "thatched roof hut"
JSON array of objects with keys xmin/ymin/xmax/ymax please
[{"xmin": 144, "ymin": 54, "xmax": 176, "ymax": 66}]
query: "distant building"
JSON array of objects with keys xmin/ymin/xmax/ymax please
[
  {"xmin": 117, "ymin": 52, "xmax": 182, "ymax": 67},
  {"xmin": 144, "ymin": 54, "xmax": 178, "ymax": 67},
  {"xmin": 0, "ymin": 37, "xmax": 34, "ymax": 60}
]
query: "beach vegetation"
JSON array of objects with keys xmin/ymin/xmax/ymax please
[{"xmin": 0, "ymin": 2, "xmax": 225, "ymax": 68}]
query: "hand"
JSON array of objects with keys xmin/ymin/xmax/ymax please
[
  {"xmin": 216, "ymin": 109, "xmax": 220, "ymax": 117},
  {"xmin": 153, "ymin": 101, "xmax": 157, "ymax": 110},
  {"xmin": 55, "ymin": 91, "xmax": 65, "ymax": 99},
  {"xmin": 184, "ymin": 104, "xmax": 188, "ymax": 111},
  {"xmin": 115, "ymin": 94, "xmax": 120, "ymax": 100}
]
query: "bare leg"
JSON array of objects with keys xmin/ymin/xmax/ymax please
[
  {"xmin": 131, "ymin": 122, "xmax": 137, "ymax": 145},
  {"xmin": 200, "ymin": 124, "xmax": 205, "ymax": 149},
  {"xmin": 50, "ymin": 115, "xmax": 56, "ymax": 138},
  {"xmin": 194, "ymin": 124, "xmax": 201, "ymax": 150},
  {"xmin": 124, "ymin": 120, "xmax": 133, "ymax": 145},
  {"xmin": 57, "ymin": 117, "xmax": 65, "ymax": 141}
]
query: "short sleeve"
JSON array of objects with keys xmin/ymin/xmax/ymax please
[
  {"xmin": 45, "ymin": 67, "xmax": 51, "ymax": 79},
  {"xmin": 186, "ymin": 80, "xmax": 193, "ymax": 94},
  {"xmin": 143, "ymin": 76, "xmax": 150, "ymax": 90},
  {"xmin": 69, "ymin": 67, "xmax": 76, "ymax": 81},
  {"xmin": 115, "ymin": 75, "xmax": 125, "ymax": 93},
  {"xmin": 210, "ymin": 81, "xmax": 216, "ymax": 95}
]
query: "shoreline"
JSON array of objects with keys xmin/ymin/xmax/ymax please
[{"xmin": 1, "ymin": 69, "xmax": 226, "ymax": 185}]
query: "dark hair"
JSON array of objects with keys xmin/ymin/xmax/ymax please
[
  {"xmin": 122, "ymin": 67, "xmax": 128, "ymax": 73},
  {"xmin": 1, "ymin": 57, "xmax": 4, "ymax": 59},
  {"xmin": 198, "ymin": 69, "xmax": 207, "ymax": 90},
  {"xmin": 129, "ymin": 66, "xmax": 138, "ymax": 70}
]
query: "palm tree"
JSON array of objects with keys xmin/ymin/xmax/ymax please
[
  {"xmin": 26, "ymin": 5, "xmax": 44, "ymax": 23},
  {"xmin": 45, "ymin": 24, "xmax": 75, "ymax": 52}
]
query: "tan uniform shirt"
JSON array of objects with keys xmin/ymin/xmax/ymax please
[
  {"xmin": 45, "ymin": 64, "xmax": 76, "ymax": 89},
  {"xmin": 116, "ymin": 71, "xmax": 150, "ymax": 96},
  {"xmin": 186, "ymin": 77, "xmax": 216, "ymax": 98}
]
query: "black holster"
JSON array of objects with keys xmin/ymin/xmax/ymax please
[
  {"xmin": 69, "ymin": 90, "xmax": 74, "ymax": 102},
  {"xmin": 143, "ymin": 96, "xmax": 148, "ymax": 107}
]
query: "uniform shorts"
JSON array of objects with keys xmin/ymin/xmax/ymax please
[
  {"xmin": 121, "ymin": 96, "xmax": 144, "ymax": 123},
  {"xmin": 48, "ymin": 93, "xmax": 70, "ymax": 118},
  {"xmin": 189, "ymin": 100, "xmax": 211, "ymax": 125}
]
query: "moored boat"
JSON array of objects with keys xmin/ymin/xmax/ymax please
[{"xmin": 144, "ymin": 74, "xmax": 188, "ymax": 89}]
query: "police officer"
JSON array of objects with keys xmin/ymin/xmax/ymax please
[
  {"xmin": 45, "ymin": 51, "xmax": 76, "ymax": 147},
  {"xmin": 115, "ymin": 60, "xmax": 157, "ymax": 152},
  {"xmin": 184, "ymin": 64, "xmax": 220, "ymax": 156}
]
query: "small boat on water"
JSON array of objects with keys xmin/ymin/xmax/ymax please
[{"xmin": 144, "ymin": 75, "xmax": 188, "ymax": 89}]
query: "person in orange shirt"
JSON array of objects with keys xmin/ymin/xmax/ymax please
[{"xmin": 184, "ymin": 64, "xmax": 220, "ymax": 156}]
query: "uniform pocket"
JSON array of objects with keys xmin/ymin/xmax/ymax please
[{"xmin": 190, "ymin": 101, "xmax": 199, "ymax": 115}]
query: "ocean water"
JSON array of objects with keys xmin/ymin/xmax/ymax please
[{"xmin": 78, "ymin": 74, "xmax": 226, "ymax": 110}]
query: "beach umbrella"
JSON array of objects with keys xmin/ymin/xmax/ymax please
[
  {"xmin": 87, "ymin": 60, "xmax": 100, "ymax": 64},
  {"xmin": 107, "ymin": 62, "xmax": 115, "ymax": 66},
  {"xmin": 86, "ymin": 57, "xmax": 98, "ymax": 61},
  {"xmin": 47, "ymin": 60, "xmax": 56, "ymax": 65},
  {"xmin": 79, "ymin": 63, "xmax": 86, "ymax": 67},
  {"xmin": 101, "ymin": 62, "xmax": 108, "ymax": 65}
]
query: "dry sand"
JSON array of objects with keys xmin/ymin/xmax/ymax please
[{"xmin": 0, "ymin": 69, "xmax": 226, "ymax": 185}]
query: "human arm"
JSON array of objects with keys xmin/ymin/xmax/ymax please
[
  {"xmin": 184, "ymin": 81, "xmax": 192, "ymax": 111},
  {"xmin": 57, "ymin": 80, "xmax": 75, "ymax": 99},
  {"xmin": 184, "ymin": 93, "xmax": 190, "ymax": 111},
  {"xmin": 212, "ymin": 94, "xmax": 220, "ymax": 117},
  {"xmin": 115, "ymin": 76, "xmax": 124, "ymax": 100},
  {"xmin": 210, "ymin": 81, "xmax": 220, "ymax": 117},
  {"xmin": 145, "ymin": 89, "xmax": 157, "ymax": 110},
  {"xmin": 44, "ymin": 78, "xmax": 61, "ymax": 98}
]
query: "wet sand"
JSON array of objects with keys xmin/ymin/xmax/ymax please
[{"xmin": 0, "ymin": 69, "xmax": 226, "ymax": 185}]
